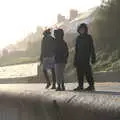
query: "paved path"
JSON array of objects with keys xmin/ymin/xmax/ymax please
[
  {"xmin": 0, "ymin": 83, "xmax": 119, "ymax": 96},
  {"xmin": 0, "ymin": 83, "xmax": 119, "ymax": 120},
  {"xmin": 0, "ymin": 63, "xmax": 38, "ymax": 78}
]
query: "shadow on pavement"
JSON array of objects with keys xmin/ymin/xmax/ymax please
[
  {"xmin": 67, "ymin": 90, "xmax": 120, "ymax": 96},
  {"xmin": 94, "ymin": 91, "xmax": 120, "ymax": 95}
]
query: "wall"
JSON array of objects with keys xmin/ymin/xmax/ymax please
[{"xmin": 0, "ymin": 89, "xmax": 119, "ymax": 120}]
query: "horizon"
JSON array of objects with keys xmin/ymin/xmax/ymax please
[{"xmin": 0, "ymin": 0, "xmax": 101, "ymax": 49}]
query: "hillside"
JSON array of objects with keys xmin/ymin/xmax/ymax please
[{"xmin": 0, "ymin": 0, "xmax": 120, "ymax": 73}]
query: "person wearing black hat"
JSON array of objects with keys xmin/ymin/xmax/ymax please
[
  {"xmin": 73, "ymin": 23, "xmax": 96, "ymax": 91},
  {"xmin": 40, "ymin": 29, "xmax": 56, "ymax": 89}
]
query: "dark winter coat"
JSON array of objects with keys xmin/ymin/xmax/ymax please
[
  {"xmin": 74, "ymin": 34, "xmax": 96, "ymax": 66},
  {"xmin": 40, "ymin": 35, "xmax": 55, "ymax": 62},
  {"xmin": 54, "ymin": 39, "xmax": 69, "ymax": 64}
]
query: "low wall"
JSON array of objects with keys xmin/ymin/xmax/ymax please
[
  {"xmin": 94, "ymin": 71, "xmax": 120, "ymax": 82},
  {"xmin": 0, "ymin": 89, "xmax": 120, "ymax": 120},
  {"xmin": 38, "ymin": 71, "xmax": 120, "ymax": 83},
  {"xmin": 0, "ymin": 76, "xmax": 38, "ymax": 84},
  {"xmin": 0, "ymin": 69, "xmax": 120, "ymax": 84}
]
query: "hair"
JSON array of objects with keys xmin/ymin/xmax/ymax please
[
  {"xmin": 43, "ymin": 28, "xmax": 51, "ymax": 36},
  {"xmin": 77, "ymin": 23, "xmax": 88, "ymax": 34}
]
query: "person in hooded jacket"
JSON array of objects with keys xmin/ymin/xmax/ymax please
[
  {"xmin": 73, "ymin": 23, "xmax": 96, "ymax": 91},
  {"xmin": 40, "ymin": 29, "xmax": 56, "ymax": 89},
  {"xmin": 54, "ymin": 29, "xmax": 69, "ymax": 91}
]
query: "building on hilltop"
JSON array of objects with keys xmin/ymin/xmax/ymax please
[
  {"xmin": 69, "ymin": 9, "xmax": 78, "ymax": 21},
  {"xmin": 54, "ymin": 7, "xmax": 97, "ymax": 33},
  {"xmin": 57, "ymin": 14, "xmax": 66, "ymax": 23}
]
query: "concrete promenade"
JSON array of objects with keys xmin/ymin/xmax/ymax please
[{"xmin": 0, "ymin": 83, "xmax": 119, "ymax": 120}]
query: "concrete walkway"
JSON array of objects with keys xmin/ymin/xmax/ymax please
[
  {"xmin": 0, "ymin": 82, "xmax": 120, "ymax": 95},
  {"xmin": 0, "ymin": 83, "xmax": 119, "ymax": 120}
]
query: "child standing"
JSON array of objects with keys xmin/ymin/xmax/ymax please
[
  {"xmin": 40, "ymin": 29, "xmax": 56, "ymax": 89},
  {"xmin": 54, "ymin": 29, "xmax": 69, "ymax": 91}
]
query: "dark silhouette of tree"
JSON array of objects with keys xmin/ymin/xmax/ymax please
[{"xmin": 91, "ymin": 0, "xmax": 120, "ymax": 53}]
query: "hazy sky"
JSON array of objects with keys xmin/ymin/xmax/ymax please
[{"xmin": 0, "ymin": 0, "xmax": 101, "ymax": 48}]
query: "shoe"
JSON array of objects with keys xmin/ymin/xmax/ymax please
[
  {"xmin": 61, "ymin": 83, "xmax": 65, "ymax": 91},
  {"xmin": 74, "ymin": 86, "xmax": 83, "ymax": 91},
  {"xmin": 84, "ymin": 86, "xmax": 95, "ymax": 91},
  {"xmin": 56, "ymin": 86, "xmax": 61, "ymax": 91},
  {"xmin": 45, "ymin": 83, "xmax": 51, "ymax": 89},
  {"xmin": 51, "ymin": 85, "xmax": 56, "ymax": 89},
  {"xmin": 61, "ymin": 86, "xmax": 65, "ymax": 91}
]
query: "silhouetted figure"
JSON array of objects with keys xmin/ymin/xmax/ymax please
[
  {"xmin": 40, "ymin": 29, "xmax": 56, "ymax": 89},
  {"xmin": 54, "ymin": 29, "xmax": 69, "ymax": 91},
  {"xmin": 73, "ymin": 23, "xmax": 96, "ymax": 91}
]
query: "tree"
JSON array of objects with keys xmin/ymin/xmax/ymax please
[{"xmin": 91, "ymin": 0, "xmax": 120, "ymax": 52}]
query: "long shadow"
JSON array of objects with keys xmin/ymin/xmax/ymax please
[
  {"xmin": 67, "ymin": 90, "xmax": 120, "ymax": 96},
  {"xmin": 93, "ymin": 90, "xmax": 120, "ymax": 96}
]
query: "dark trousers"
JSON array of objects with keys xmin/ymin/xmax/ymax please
[{"xmin": 76, "ymin": 64, "xmax": 94, "ymax": 89}]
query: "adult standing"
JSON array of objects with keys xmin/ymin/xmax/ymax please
[
  {"xmin": 74, "ymin": 23, "xmax": 96, "ymax": 91},
  {"xmin": 54, "ymin": 29, "xmax": 69, "ymax": 91}
]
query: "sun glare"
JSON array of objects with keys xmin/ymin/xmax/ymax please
[{"xmin": 0, "ymin": 0, "xmax": 101, "ymax": 49}]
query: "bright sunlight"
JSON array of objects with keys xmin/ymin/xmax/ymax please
[{"xmin": 0, "ymin": 0, "xmax": 101, "ymax": 48}]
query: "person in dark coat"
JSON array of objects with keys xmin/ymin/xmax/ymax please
[
  {"xmin": 73, "ymin": 23, "xmax": 96, "ymax": 91},
  {"xmin": 40, "ymin": 29, "xmax": 56, "ymax": 89},
  {"xmin": 54, "ymin": 29, "xmax": 69, "ymax": 91}
]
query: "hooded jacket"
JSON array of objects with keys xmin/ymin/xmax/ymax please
[
  {"xmin": 74, "ymin": 33, "xmax": 96, "ymax": 66},
  {"xmin": 54, "ymin": 39, "xmax": 69, "ymax": 64},
  {"xmin": 40, "ymin": 35, "xmax": 55, "ymax": 62}
]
